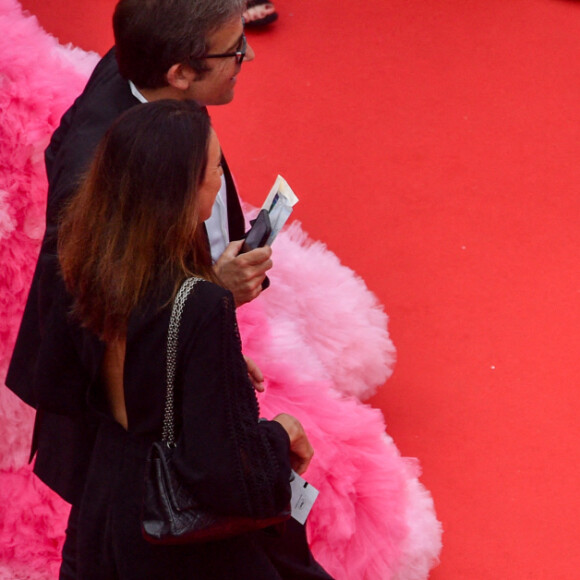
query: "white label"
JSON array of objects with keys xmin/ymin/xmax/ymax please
[{"xmin": 289, "ymin": 470, "xmax": 319, "ymax": 525}]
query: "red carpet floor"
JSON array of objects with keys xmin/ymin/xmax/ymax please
[{"xmin": 16, "ymin": 0, "xmax": 580, "ymax": 577}]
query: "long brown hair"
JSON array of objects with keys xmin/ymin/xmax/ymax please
[{"xmin": 59, "ymin": 100, "xmax": 217, "ymax": 341}]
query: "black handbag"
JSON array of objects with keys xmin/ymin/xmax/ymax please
[{"xmin": 142, "ymin": 278, "xmax": 291, "ymax": 545}]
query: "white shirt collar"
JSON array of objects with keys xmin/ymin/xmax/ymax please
[{"xmin": 129, "ymin": 80, "xmax": 148, "ymax": 103}]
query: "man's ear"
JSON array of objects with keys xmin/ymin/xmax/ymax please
[{"xmin": 166, "ymin": 63, "xmax": 197, "ymax": 91}]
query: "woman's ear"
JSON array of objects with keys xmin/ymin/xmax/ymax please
[{"xmin": 166, "ymin": 63, "xmax": 197, "ymax": 91}]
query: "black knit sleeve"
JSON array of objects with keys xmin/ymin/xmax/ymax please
[{"xmin": 171, "ymin": 284, "xmax": 291, "ymax": 519}]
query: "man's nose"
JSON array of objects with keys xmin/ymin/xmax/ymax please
[{"xmin": 244, "ymin": 41, "xmax": 256, "ymax": 62}]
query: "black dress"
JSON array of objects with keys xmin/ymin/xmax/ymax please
[{"xmin": 58, "ymin": 280, "xmax": 332, "ymax": 579}]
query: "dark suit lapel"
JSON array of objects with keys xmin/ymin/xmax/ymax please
[{"xmin": 220, "ymin": 154, "xmax": 246, "ymax": 241}]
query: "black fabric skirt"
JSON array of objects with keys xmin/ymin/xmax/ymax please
[{"xmin": 74, "ymin": 418, "xmax": 332, "ymax": 580}]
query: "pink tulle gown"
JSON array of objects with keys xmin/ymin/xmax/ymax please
[{"xmin": 0, "ymin": 1, "xmax": 442, "ymax": 578}]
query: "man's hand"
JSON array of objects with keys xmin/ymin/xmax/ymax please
[
  {"xmin": 214, "ymin": 240, "xmax": 272, "ymax": 306},
  {"xmin": 243, "ymin": 355, "xmax": 265, "ymax": 392}
]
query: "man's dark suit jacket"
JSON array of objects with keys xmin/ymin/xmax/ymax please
[{"xmin": 5, "ymin": 48, "xmax": 246, "ymax": 505}]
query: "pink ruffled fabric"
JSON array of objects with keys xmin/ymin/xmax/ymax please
[
  {"xmin": 239, "ymin": 285, "xmax": 440, "ymax": 580},
  {"xmin": 0, "ymin": 465, "xmax": 67, "ymax": 580},
  {"xmin": 0, "ymin": 1, "xmax": 441, "ymax": 577},
  {"xmin": 0, "ymin": 0, "xmax": 99, "ymax": 473}
]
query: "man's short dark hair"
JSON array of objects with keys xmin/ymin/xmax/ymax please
[{"xmin": 113, "ymin": 0, "xmax": 246, "ymax": 89}]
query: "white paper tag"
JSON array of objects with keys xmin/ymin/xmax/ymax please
[
  {"xmin": 261, "ymin": 175, "xmax": 299, "ymax": 245},
  {"xmin": 289, "ymin": 470, "xmax": 319, "ymax": 525}
]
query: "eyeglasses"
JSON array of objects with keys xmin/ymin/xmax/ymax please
[{"xmin": 204, "ymin": 33, "xmax": 247, "ymax": 65}]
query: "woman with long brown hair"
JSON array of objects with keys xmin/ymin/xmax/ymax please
[{"xmin": 52, "ymin": 100, "xmax": 332, "ymax": 579}]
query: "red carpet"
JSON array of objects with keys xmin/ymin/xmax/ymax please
[{"xmin": 14, "ymin": 0, "xmax": 580, "ymax": 577}]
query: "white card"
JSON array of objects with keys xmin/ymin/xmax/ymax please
[
  {"xmin": 289, "ymin": 470, "xmax": 319, "ymax": 525},
  {"xmin": 261, "ymin": 175, "xmax": 299, "ymax": 245}
]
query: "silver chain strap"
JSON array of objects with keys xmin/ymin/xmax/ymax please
[{"xmin": 161, "ymin": 277, "xmax": 201, "ymax": 446}]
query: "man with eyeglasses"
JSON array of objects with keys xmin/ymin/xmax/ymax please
[
  {"xmin": 10, "ymin": 4, "xmax": 263, "ymax": 418},
  {"xmin": 6, "ymin": 1, "xmax": 326, "ymax": 578},
  {"xmin": 45, "ymin": 0, "xmax": 263, "ymax": 310}
]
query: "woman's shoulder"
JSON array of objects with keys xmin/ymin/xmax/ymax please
[
  {"xmin": 128, "ymin": 278, "xmax": 232, "ymax": 338},
  {"xmin": 180, "ymin": 278, "xmax": 235, "ymax": 325},
  {"xmin": 187, "ymin": 277, "xmax": 231, "ymax": 303}
]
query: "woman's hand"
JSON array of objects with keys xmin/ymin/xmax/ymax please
[
  {"xmin": 273, "ymin": 413, "xmax": 314, "ymax": 475},
  {"xmin": 244, "ymin": 355, "xmax": 265, "ymax": 392}
]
